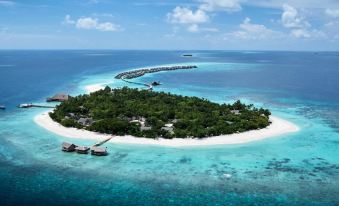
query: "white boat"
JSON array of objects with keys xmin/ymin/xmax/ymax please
[{"xmin": 0, "ymin": 105, "xmax": 5, "ymax": 110}]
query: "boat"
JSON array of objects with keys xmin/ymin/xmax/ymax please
[
  {"xmin": 151, "ymin": 81, "xmax": 161, "ymax": 86},
  {"xmin": 0, "ymin": 105, "xmax": 5, "ymax": 110}
]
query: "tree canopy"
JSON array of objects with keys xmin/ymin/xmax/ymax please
[{"xmin": 50, "ymin": 86, "xmax": 271, "ymax": 139}]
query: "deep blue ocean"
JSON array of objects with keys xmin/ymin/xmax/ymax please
[{"xmin": 0, "ymin": 50, "xmax": 339, "ymax": 205}]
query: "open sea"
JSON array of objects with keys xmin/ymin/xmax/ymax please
[{"xmin": 0, "ymin": 50, "xmax": 339, "ymax": 205}]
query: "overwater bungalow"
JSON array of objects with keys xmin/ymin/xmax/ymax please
[
  {"xmin": 47, "ymin": 94, "xmax": 70, "ymax": 102},
  {"xmin": 62, "ymin": 142, "xmax": 76, "ymax": 152},
  {"xmin": 75, "ymin": 146, "xmax": 90, "ymax": 154},
  {"xmin": 91, "ymin": 147, "xmax": 108, "ymax": 156}
]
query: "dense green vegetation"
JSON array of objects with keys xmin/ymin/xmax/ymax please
[{"xmin": 50, "ymin": 87, "xmax": 271, "ymax": 139}]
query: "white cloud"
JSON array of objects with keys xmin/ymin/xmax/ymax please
[
  {"xmin": 240, "ymin": 17, "xmax": 270, "ymax": 33},
  {"xmin": 167, "ymin": 6, "xmax": 212, "ymax": 33},
  {"xmin": 76, "ymin": 17, "xmax": 98, "ymax": 29},
  {"xmin": 290, "ymin": 29, "xmax": 310, "ymax": 38},
  {"xmin": 88, "ymin": 0, "xmax": 99, "ymax": 4},
  {"xmin": 187, "ymin": 24, "xmax": 199, "ymax": 32},
  {"xmin": 63, "ymin": 15, "xmax": 75, "ymax": 25},
  {"xmin": 63, "ymin": 15, "xmax": 122, "ymax": 32},
  {"xmin": 281, "ymin": 4, "xmax": 315, "ymax": 38},
  {"xmin": 282, "ymin": 4, "xmax": 310, "ymax": 28},
  {"xmin": 325, "ymin": 8, "xmax": 339, "ymax": 18},
  {"xmin": 167, "ymin": 7, "xmax": 209, "ymax": 24},
  {"xmin": 0, "ymin": 0, "xmax": 14, "ymax": 6},
  {"xmin": 226, "ymin": 17, "xmax": 281, "ymax": 40},
  {"xmin": 96, "ymin": 22, "xmax": 121, "ymax": 31},
  {"xmin": 186, "ymin": 24, "xmax": 219, "ymax": 32},
  {"xmin": 199, "ymin": 0, "xmax": 241, "ymax": 12},
  {"xmin": 243, "ymin": 0, "xmax": 339, "ymax": 9}
]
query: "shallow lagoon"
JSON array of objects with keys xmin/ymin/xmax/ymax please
[{"xmin": 0, "ymin": 50, "xmax": 339, "ymax": 205}]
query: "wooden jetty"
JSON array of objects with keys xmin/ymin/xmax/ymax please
[
  {"xmin": 90, "ymin": 137, "xmax": 112, "ymax": 156},
  {"xmin": 92, "ymin": 137, "xmax": 113, "ymax": 147},
  {"xmin": 18, "ymin": 103, "xmax": 55, "ymax": 109}
]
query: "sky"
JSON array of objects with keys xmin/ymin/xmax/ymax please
[{"xmin": 0, "ymin": 0, "xmax": 339, "ymax": 50}]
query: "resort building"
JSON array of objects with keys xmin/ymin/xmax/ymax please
[
  {"xmin": 161, "ymin": 124, "xmax": 174, "ymax": 134},
  {"xmin": 77, "ymin": 118, "xmax": 94, "ymax": 126},
  {"xmin": 47, "ymin": 94, "xmax": 70, "ymax": 102},
  {"xmin": 62, "ymin": 142, "xmax": 76, "ymax": 152},
  {"xmin": 140, "ymin": 126, "xmax": 152, "ymax": 131},
  {"xmin": 231, "ymin": 110, "xmax": 240, "ymax": 115},
  {"xmin": 75, "ymin": 146, "xmax": 90, "ymax": 154},
  {"xmin": 91, "ymin": 147, "xmax": 108, "ymax": 156}
]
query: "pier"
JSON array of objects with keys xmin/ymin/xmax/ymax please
[
  {"xmin": 18, "ymin": 103, "xmax": 55, "ymax": 109},
  {"xmin": 92, "ymin": 137, "xmax": 113, "ymax": 147},
  {"xmin": 121, "ymin": 78, "xmax": 153, "ymax": 90}
]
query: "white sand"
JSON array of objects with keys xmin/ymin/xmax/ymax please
[
  {"xmin": 34, "ymin": 112, "xmax": 299, "ymax": 147},
  {"xmin": 84, "ymin": 84, "xmax": 106, "ymax": 93}
]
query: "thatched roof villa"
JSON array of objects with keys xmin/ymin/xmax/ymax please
[
  {"xmin": 62, "ymin": 142, "xmax": 76, "ymax": 152},
  {"xmin": 47, "ymin": 94, "xmax": 70, "ymax": 102}
]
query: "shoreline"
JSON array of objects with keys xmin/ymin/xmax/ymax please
[
  {"xmin": 85, "ymin": 83, "xmax": 106, "ymax": 93},
  {"xmin": 34, "ymin": 111, "xmax": 299, "ymax": 147}
]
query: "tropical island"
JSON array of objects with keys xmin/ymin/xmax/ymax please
[{"xmin": 49, "ymin": 86, "xmax": 272, "ymax": 139}]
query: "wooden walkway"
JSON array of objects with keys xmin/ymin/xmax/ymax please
[
  {"xmin": 92, "ymin": 137, "xmax": 113, "ymax": 147},
  {"xmin": 121, "ymin": 78, "xmax": 153, "ymax": 90},
  {"xmin": 18, "ymin": 104, "xmax": 55, "ymax": 109}
]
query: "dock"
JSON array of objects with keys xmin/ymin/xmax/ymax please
[
  {"xmin": 18, "ymin": 103, "xmax": 55, "ymax": 109},
  {"xmin": 121, "ymin": 78, "xmax": 153, "ymax": 90},
  {"xmin": 92, "ymin": 137, "xmax": 113, "ymax": 147}
]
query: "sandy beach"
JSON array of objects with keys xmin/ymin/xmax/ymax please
[
  {"xmin": 34, "ymin": 112, "xmax": 299, "ymax": 147},
  {"xmin": 84, "ymin": 83, "xmax": 106, "ymax": 93}
]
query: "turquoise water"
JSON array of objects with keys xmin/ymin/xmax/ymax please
[{"xmin": 0, "ymin": 51, "xmax": 339, "ymax": 205}]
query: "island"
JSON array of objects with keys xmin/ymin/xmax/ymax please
[
  {"xmin": 182, "ymin": 54, "xmax": 193, "ymax": 57},
  {"xmin": 48, "ymin": 86, "xmax": 272, "ymax": 139}
]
